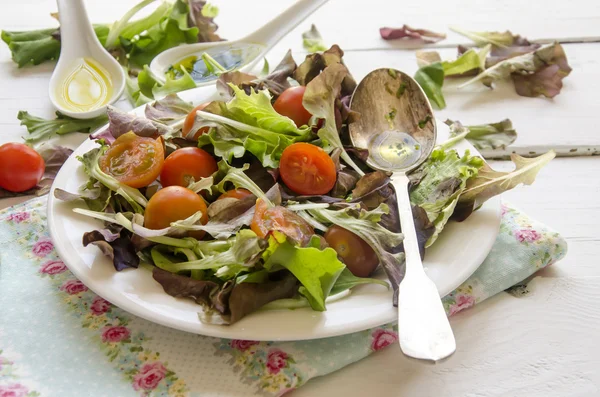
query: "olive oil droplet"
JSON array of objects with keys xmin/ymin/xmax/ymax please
[{"xmin": 57, "ymin": 58, "xmax": 113, "ymax": 113}]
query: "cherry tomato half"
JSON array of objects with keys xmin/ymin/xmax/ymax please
[
  {"xmin": 273, "ymin": 86, "xmax": 312, "ymax": 127},
  {"xmin": 144, "ymin": 185, "xmax": 208, "ymax": 239},
  {"xmin": 217, "ymin": 188, "xmax": 253, "ymax": 201},
  {"xmin": 99, "ymin": 132, "xmax": 164, "ymax": 189},
  {"xmin": 0, "ymin": 143, "xmax": 45, "ymax": 192},
  {"xmin": 160, "ymin": 147, "xmax": 218, "ymax": 188},
  {"xmin": 279, "ymin": 143, "xmax": 337, "ymax": 195},
  {"xmin": 324, "ymin": 226, "xmax": 379, "ymax": 277},
  {"xmin": 251, "ymin": 198, "xmax": 314, "ymax": 246},
  {"xmin": 182, "ymin": 103, "xmax": 210, "ymax": 140}
]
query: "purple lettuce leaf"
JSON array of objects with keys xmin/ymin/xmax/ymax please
[{"xmin": 380, "ymin": 25, "xmax": 446, "ymax": 44}]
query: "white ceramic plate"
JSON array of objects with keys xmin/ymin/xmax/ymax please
[{"xmin": 47, "ymin": 87, "xmax": 501, "ymax": 341}]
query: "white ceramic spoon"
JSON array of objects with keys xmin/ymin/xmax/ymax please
[
  {"xmin": 49, "ymin": 0, "xmax": 125, "ymax": 119},
  {"xmin": 150, "ymin": 0, "xmax": 329, "ymax": 84}
]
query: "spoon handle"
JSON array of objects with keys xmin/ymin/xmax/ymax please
[
  {"xmin": 244, "ymin": 0, "xmax": 329, "ymax": 50},
  {"xmin": 55, "ymin": 0, "xmax": 98, "ymax": 60},
  {"xmin": 391, "ymin": 173, "xmax": 456, "ymax": 362}
]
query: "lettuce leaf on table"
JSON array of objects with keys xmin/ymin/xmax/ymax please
[
  {"xmin": 414, "ymin": 62, "xmax": 446, "ymax": 109},
  {"xmin": 18, "ymin": 111, "xmax": 108, "ymax": 143},
  {"xmin": 379, "ymin": 25, "xmax": 446, "ymax": 44},
  {"xmin": 445, "ymin": 119, "xmax": 517, "ymax": 151},
  {"xmin": 459, "ymin": 42, "xmax": 572, "ymax": 98},
  {"xmin": 302, "ymin": 24, "xmax": 327, "ymax": 53}
]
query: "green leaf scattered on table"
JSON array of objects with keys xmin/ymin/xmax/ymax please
[
  {"xmin": 18, "ymin": 111, "xmax": 108, "ymax": 143},
  {"xmin": 414, "ymin": 62, "xmax": 446, "ymax": 109},
  {"xmin": 302, "ymin": 24, "xmax": 327, "ymax": 53}
]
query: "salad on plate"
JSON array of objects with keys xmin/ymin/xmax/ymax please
[{"xmin": 55, "ymin": 45, "xmax": 554, "ymax": 325}]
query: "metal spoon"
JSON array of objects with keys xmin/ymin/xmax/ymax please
[
  {"xmin": 349, "ymin": 68, "xmax": 456, "ymax": 362},
  {"xmin": 150, "ymin": 0, "xmax": 329, "ymax": 85},
  {"xmin": 48, "ymin": 0, "xmax": 125, "ymax": 119}
]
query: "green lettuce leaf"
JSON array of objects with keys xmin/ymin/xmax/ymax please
[
  {"xmin": 263, "ymin": 232, "xmax": 345, "ymax": 311},
  {"xmin": 458, "ymin": 151, "xmax": 555, "ymax": 211},
  {"xmin": 105, "ymin": 0, "xmax": 160, "ymax": 48},
  {"xmin": 329, "ymin": 268, "xmax": 389, "ymax": 296},
  {"xmin": 410, "ymin": 149, "xmax": 483, "ymax": 246},
  {"xmin": 449, "ymin": 27, "xmax": 517, "ymax": 47},
  {"xmin": 137, "ymin": 65, "xmax": 197, "ymax": 100},
  {"xmin": 302, "ymin": 63, "xmax": 365, "ymax": 175},
  {"xmin": 123, "ymin": 0, "xmax": 199, "ymax": 68},
  {"xmin": 445, "ymin": 119, "xmax": 517, "ymax": 151},
  {"xmin": 212, "ymin": 160, "xmax": 273, "ymax": 206},
  {"xmin": 150, "ymin": 229, "xmax": 265, "ymax": 279},
  {"xmin": 414, "ymin": 62, "xmax": 446, "ymax": 109},
  {"xmin": 302, "ymin": 24, "xmax": 327, "ymax": 53},
  {"xmin": 18, "ymin": 111, "xmax": 108, "ymax": 143},
  {"xmin": 442, "ymin": 45, "xmax": 490, "ymax": 76},
  {"xmin": 195, "ymin": 88, "xmax": 312, "ymax": 168}
]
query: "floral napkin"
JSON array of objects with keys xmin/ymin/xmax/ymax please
[{"xmin": 0, "ymin": 197, "xmax": 566, "ymax": 397}]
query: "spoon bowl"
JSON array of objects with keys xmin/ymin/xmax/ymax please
[
  {"xmin": 349, "ymin": 68, "xmax": 456, "ymax": 363},
  {"xmin": 349, "ymin": 68, "xmax": 436, "ymax": 172},
  {"xmin": 150, "ymin": 0, "xmax": 329, "ymax": 85},
  {"xmin": 49, "ymin": 0, "xmax": 125, "ymax": 119}
]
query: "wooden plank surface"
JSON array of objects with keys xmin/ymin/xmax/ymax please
[{"xmin": 1, "ymin": 1, "xmax": 599, "ymax": 396}]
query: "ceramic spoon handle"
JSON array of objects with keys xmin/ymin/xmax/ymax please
[
  {"xmin": 391, "ymin": 172, "xmax": 456, "ymax": 362},
  {"xmin": 244, "ymin": 0, "xmax": 329, "ymax": 50},
  {"xmin": 55, "ymin": 0, "xmax": 99, "ymax": 59}
]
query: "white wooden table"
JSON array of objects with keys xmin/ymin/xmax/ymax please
[{"xmin": 1, "ymin": 1, "xmax": 599, "ymax": 395}]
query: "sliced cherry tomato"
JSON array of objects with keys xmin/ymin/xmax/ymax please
[
  {"xmin": 99, "ymin": 132, "xmax": 164, "ymax": 189},
  {"xmin": 0, "ymin": 143, "xmax": 45, "ymax": 192},
  {"xmin": 160, "ymin": 147, "xmax": 218, "ymax": 188},
  {"xmin": 251, "ymin": 199, "xmax": 314, "ymax": 245},
  {"xmin": 279, "ymin": 143, "xmax": 337, "ymax": 195},
  {"xmin": 324, "ymin": 226, "xmax": 379, "ymax": 277},
  {"xmin": 182, "ymin": 103, "xmax": 210, "ymax": 140},
  {"xmin": 217, "ymin": 188, "xmax": 253, "ymax": 201},
  {"xmin": 273, "ymin": 86, "xmax": 312, "ymax": 127},
  {"xmin": 144, "ymin": 185, "xmax": 208, "ymax": 239}
]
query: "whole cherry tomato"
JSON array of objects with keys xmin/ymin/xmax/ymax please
[{"xmin": 0, "ymin": 143, "xmax": 45, "ymax": 192}]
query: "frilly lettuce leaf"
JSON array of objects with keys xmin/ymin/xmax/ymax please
[
  {"xmin": 302, "ymin": 24, "xmax": 327, "ymax": 53},
  {"xmin": 151, "ymin": 229, "xmax": 266, "ymax": 277},
  {"xmin": 329, "ymin": 268, "xmax": 389, "ymax": 296},
  {"xmin": 445, "ymin": 119, "xmax": 517, "ymax": 151},
  {"xmin": 302, "ymin": 63, "xmax": 365, "ymax": 175},
  {"xmin": 263, "ymin": 232, "xmax": 345, "ymax": 311},
  {"xmin": 458, "ymin": 150, "xmax": 555, "ymax": 212},
  {"xmin": 17, "ymin": 111, "xmax": 107, "ymax": 143},
  {"xmin": 195, "ymin": 88, "xmax": 312, "ymax": 168},
  {"xmin": 137, "ymin": 65, "xmax": 197, "ymax": 101},
  {"xmin": 409, "ymin": 149, "xmax": 483, "ymax": 247}
]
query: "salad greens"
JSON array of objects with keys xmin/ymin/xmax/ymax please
[
  {"xmin": 1, "ymin": 0, "xmax": 221, "ymax": 70},
  {"xmin": 302, "ymin": 24, "xmax": 327, "ymax": 53},
  {"xmin": 55, "ymin": 43, "xmax": 553, "ymax": 325}
]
